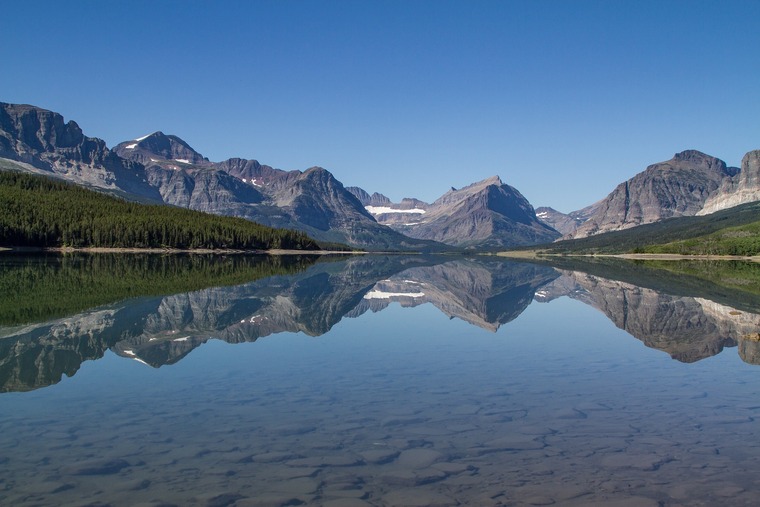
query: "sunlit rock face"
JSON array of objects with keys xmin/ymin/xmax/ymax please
[
  {"xmin": 565, "ymin": 150, "xmax": 738, "ymax": 239},
  {"xmin": 698, "ymin": 150, "xmax": 760, "ymax": 215},
  {"xmin": 0, "ymin": 102, "xmax": 162, "ymax": 200},
  {"xmin": 352, "ymin": 176, "xmax": 560, "ymax": 249},
  {"xmin": 0, "ymin": 103, "xmax": 441, "ymax": 251},
  {"xmin": 114, "ymin": 132, "xmax": 435, "ymax": 251}
]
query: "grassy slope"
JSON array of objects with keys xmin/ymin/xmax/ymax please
[{"xmin": 533, "ymin": 201, "xmax": 760, "ymax": 255}]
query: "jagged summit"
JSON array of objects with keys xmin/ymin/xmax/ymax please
[
  {"xmin": 114, "ymin": 131, "xmax": 208, "ymax": 165},
  {"xmin": 563, "ymin": 150, "xmax": 738, "ymax": 239},
  {"xmin": 357, "ymin": 174, "xmax": 559, "ymax": 249},
  {"xmin": 0, "ymin": 102, "xmax": 162, "ymax": 201}
]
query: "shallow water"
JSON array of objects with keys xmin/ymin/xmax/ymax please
[{"xmin": 1, "ymin": 254, "xmax": 759, "ymax": 506}]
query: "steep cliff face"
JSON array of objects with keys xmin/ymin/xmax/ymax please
[
  {"xmin": 698, "ymin": 150, "xmax": 760, "ymax": 215},
  {"xmin": 0, "ymin": 102, "xmax": 161, "ymax": 200},
  {"xmin": 566, "ymin": 151, "xmax": 738, "ymax": 239},
  {"xmin": 359, "ymin": 176, "xmax": 560, "ymax": 249},
  {"xmin": 346, "ymin": 187, "xmax": 392, "ymax": 207}
]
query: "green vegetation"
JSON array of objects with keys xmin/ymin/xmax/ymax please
[
  {"xmin": 0, "ymin": 171, "xmax": 320, "ymax": 250},
  {"xmin": 0, "ymin": 253, "xmax": 318, "ymax": 326},
  {"xmin": 641, "ymin": 221, "xmax": 760, "ymax": 256},
  {"xmin": 533, "ymin": 201, "xmax": 760, "ymax": 255}
]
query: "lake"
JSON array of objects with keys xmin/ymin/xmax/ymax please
[{"xmin": 1, "ymin": 253, "xmax": 759, "ymax": 506}]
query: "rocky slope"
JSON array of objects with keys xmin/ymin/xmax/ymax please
[
  {"xmin": 0, "ymin": 102, "xmax": 162, "ymax": 201},
  {"xmin": 113, "ymin": 131, "xmax": 439, "ymax": 250},
  {"xmin": 564, "ymin": 150, "xmax": 738, "ymax": 239},
  {"xmin": 0, "ymin": 103, "xmax": 447, "ymax": 251},
  {"xmin": 535, "ymin": 207, "xmax": 583, "ymax": 236},
  {"xmin": 698, "ymin": 150, "xmax": 760, "ymax": 215},
  {"xmin": 350, "ymin": 176, "xmax": 560, "ymax": 249}
]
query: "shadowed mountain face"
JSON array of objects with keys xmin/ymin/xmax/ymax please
[{"xmin": 2, "ymin": 255, "xmax": 760, "ymax": 393}]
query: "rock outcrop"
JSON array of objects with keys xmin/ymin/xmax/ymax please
[
  {"xmin": 698, "ymin": 150, "xmax": 760, "ymax": 215},
  {"xmin": 0, "ymin": 102, "xmax": 162, "ymax": 200},
  {"xmin": 535, "ymin": 207, "xmax": 584, "ymax": 236}
]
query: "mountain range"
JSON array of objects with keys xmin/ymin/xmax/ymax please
[
  {"xmin": 1, "ymin": 101, "xmax": 759, "ymax": 251},
  {"xmin": 537, "ymin": 149, "xmax": 760, "ymax": 240}
]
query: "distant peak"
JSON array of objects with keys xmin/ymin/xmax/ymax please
[
  {"xmin": 119, "ymin": 131, "xmax": 207, "ymax": 163},
  {"xmin": 461, "ymin": 175, "xmax": 503, "ymax": 191},
  {"xmin": 673, "ymin": 149, "xmax": 711, "ymax": 161}
]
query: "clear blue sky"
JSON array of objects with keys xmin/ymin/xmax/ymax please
[{"xmin": 3, "ymin": 0, "xmax": 758, "ymax": 212}]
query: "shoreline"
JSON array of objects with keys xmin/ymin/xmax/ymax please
[
  {"xmin": 0, "ymin": 246, "xmax": 363, "ymax": 255},
  {"xmin": 497, "ymin": 250, "xmax": 760, "ymax": 262}
]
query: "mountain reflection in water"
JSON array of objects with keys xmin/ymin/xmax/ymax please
[{"xmin": 1, "ymin": 254, "xmax": 760, "ymax": 392}]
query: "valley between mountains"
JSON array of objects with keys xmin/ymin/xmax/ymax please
[{"xmin": 1, "ymin": 101, "xmax": 759, "ymax": 253}]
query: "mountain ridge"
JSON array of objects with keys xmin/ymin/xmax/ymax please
[
  {"xmin": 349, "ymin": 175, "xmax": 560, "ymax": 249},
  {"xmin": 0, "ymin": 102, "xmax": 447, "ymax": 252},
  {"xmin": 3, "ymin": 101, "xmax": 758, "ymax": 252}
]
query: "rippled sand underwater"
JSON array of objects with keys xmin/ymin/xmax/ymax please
[{"xmin": 2, "ymin": 297, "xmax": 760, "ymax": 507}]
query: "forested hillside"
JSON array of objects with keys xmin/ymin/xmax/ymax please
[{"xmin": 0, "ymin": 171, "xmax": 321, "ymax": 250}]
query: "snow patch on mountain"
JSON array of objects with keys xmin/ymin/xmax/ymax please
[{"xmin": 366, "ymin": 206, "xmax": 426, "ymax": 214}]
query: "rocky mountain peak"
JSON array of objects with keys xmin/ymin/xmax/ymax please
[
  {"xmin": 434, "ymin": 175, "xmax": 505, "ymax": 207},
  {"xmin": 0, "ymin": 102, "xmax": 162, "ymax": 201},
  {"xmin": 669, "ymin": 150, "xmax": 738, "ymax": 177},
  {"xmin": 114, "ymin": 131, "xmax": 208, "ymax": 165},
  {"xmin": 345, "ymin": 187, "xmax": 392, "ymax": 207},
  {"xmin": 361, "ymin": 174, "xmax": 558, "ymax": 249},
  {"xmin": 565, "ymin": 150, "xmax": 738, "ymax": 239},
  {"xmin": 0, "ymin": 102, "xmax": 87, "ymax": 157}
]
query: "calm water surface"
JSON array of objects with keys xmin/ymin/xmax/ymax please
[{"xmin": 0, "ymin": 254, "xmax": 759, "ymax": 506}]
